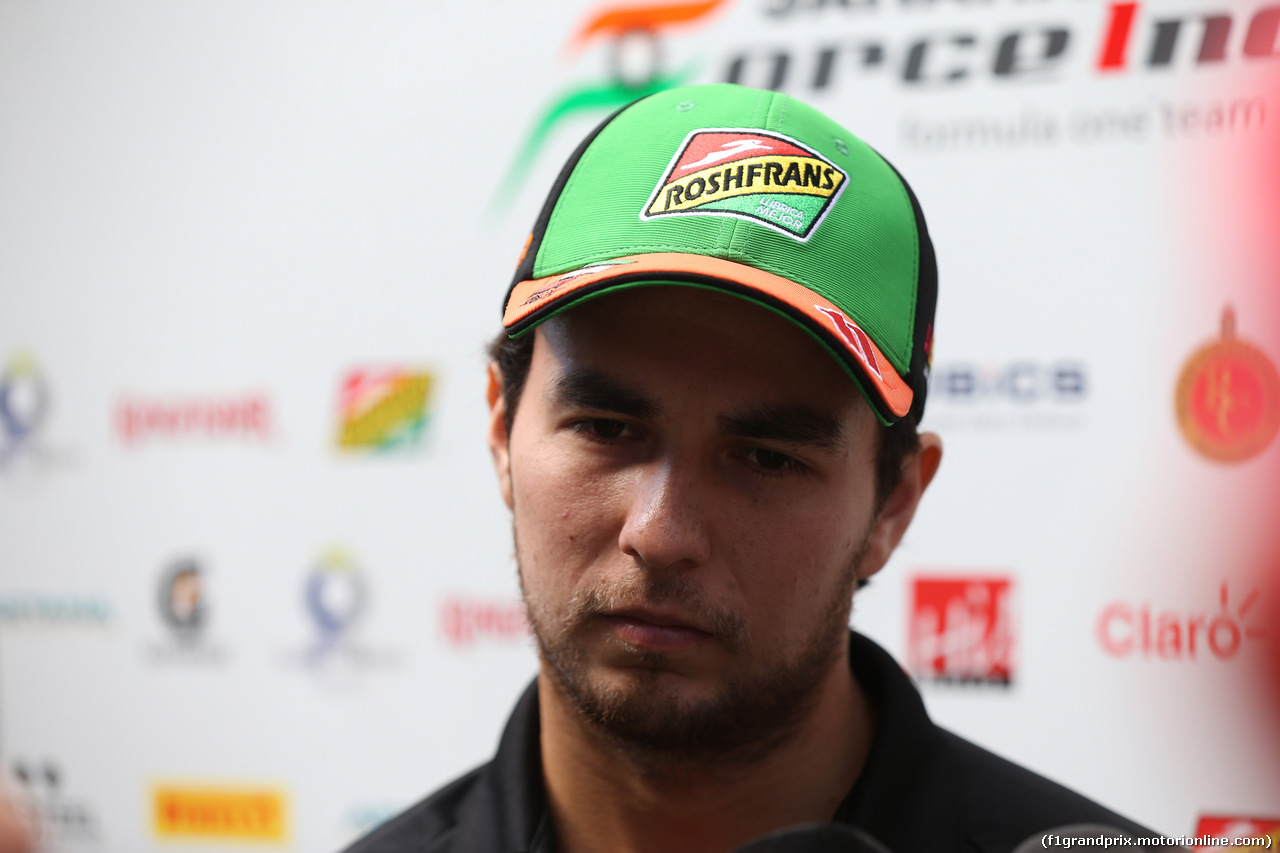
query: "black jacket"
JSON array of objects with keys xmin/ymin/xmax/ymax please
[{"xmin": 343, "ymin": 632, "xmax": 1158, "ymax": 852}]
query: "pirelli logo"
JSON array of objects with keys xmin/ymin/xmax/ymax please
[
  {"xmin": 641, "ymin": 129, "xmax": 847, "ymax": 241},
  {"xmin": 153, "ymin": 786, "xmax": 287, "ymax": 841}
]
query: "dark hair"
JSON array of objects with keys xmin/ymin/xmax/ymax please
[{"xmin": 487, "ymin": 330, "xmax": 921, "ymax": 513}]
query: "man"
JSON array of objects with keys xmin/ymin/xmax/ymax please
[{"xmin": 347, "ymin": 84, "xmax": 1159, "ymax": 853}]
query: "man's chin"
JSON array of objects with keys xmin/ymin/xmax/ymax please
[
  {"xmin": 541, "ymin": 650, "xmax": 822, "ymax": 768},
  {"xmin": 559, "ymin": 668, "xmax": 768, "ymax": 759}
]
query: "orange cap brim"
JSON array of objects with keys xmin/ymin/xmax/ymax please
[{"xmin": 504, "ymin": 253, "xmax": 913, "ymax": 419}]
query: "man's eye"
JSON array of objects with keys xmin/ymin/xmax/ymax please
[
  {"xmin": 579, "ymin": 419, "xmax": 628, "ymax": 440},
  {"xmin": 747, "ymin": 448, "xmax": 799, "ymax": 473}
]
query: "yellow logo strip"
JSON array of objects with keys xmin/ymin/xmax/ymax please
[{"xmin": 153, "ymin": 787, "xmax": 287, "ymax": 841}]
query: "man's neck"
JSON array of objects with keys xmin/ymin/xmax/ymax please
[{"xmin": 538, "ymin": 654, "xmax": 874, "ymax": 853}]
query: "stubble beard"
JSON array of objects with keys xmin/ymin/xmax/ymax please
[{"xmin": 518, "ymin": 524, "xmax": 869, "ymax": 774}]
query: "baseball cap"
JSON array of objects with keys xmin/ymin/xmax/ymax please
[{"xmin": 502, "ymin": 83, "xmax": 937, "ymax": 426}]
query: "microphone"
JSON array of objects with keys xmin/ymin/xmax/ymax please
[{"xmin": 732, "ymin": 822, "xmax": 893, "ymax": 853}]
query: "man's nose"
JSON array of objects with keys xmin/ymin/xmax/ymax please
[{"xmin": 617, "ymin": 458, "xmax": 713, "ymax": 572}]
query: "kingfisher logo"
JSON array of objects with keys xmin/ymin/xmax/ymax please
[
  {"xmin": 1176, "ymin": 307, "xmax": 1280, "ymax": 464},
  {"xmin": 336, "ymin": 368, "xmax": 435, "ymax": 453},
  {"xmin": 908, "ymin": 575, "xmax": 1016, "ymax": 686},
  {"xmin": 642, "ymin": 129, "xmax": 846, "ymax": 240}
]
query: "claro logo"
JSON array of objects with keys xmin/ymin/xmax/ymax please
[{"xmin": 1097, "ymin": 583, "xmax": 1267, "ymax": 662}]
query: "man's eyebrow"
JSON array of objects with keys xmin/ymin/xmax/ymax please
[
  {"xmin": 717, "ymin": 405, "xmax": 847, "ymax": 450},
  {"xmin": 550, "ymin": 368, "xmax": 661, "ymax": 419}
]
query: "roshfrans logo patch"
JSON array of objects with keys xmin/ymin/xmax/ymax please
[{"xmin": 641, "ymin": 129, "xmax": 847, "ymax": 241}]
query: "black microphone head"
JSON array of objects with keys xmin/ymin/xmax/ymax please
[{"xmin": 732, "ymin": 822, "xmax": 893, "ymax": 853}]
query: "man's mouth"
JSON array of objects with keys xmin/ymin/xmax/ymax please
[{"xmin": 600, "ymin": 607, "xmax": 715, "ymax": 653}]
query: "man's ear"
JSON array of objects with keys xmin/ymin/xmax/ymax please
[
  {"xmin": 857, "ymin": 432, "xmax": 943, "ymax": 582},
  {"xmin": 486, "ymin": 362, "xmax": 514, "ymax": 510}
]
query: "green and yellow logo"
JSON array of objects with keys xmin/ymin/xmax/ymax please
[
  {"xmin": 641, "ymin": 130, "xmax": 846, "ymax": 241},
  {"xmin": 336, "ymin": 368, "xmax": 435, "ymax": 453}
]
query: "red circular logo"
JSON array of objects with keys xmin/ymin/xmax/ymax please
[{"xmin": 1176, "ymin": 307, "xmax": 1280, "ymax": 463}]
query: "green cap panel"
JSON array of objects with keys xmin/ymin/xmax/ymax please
[{"xmin": 532, "ymin": 84, "xmax": 920, "ymax": 372}]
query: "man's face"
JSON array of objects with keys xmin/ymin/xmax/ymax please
[{"xmin": 489, "ymin": 287, "xmax": 899, "ymax": 762}]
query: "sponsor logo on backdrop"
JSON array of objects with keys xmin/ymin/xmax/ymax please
[
  {"xmin": 925, "ymin": 360, "xmax": 1089, "ymax": 430},
  {"xmin": 115, "ymin": 391, "xmax": 272, "ymax": 445},
  {"xmin": 731, "ymin": 2, "xmax": 1274, "ymax": 152},
  {"xmin": 1097, "ymin": 582, "xmax": 1267, "ymax": 662},
  {"xmin": 280, "ymin": 547, "xmax": 401, "ymax": 676},
  {"xmin": 335, "ymin": 368, "xmax": 435, "ymax": 453},
  {"xmin": 731, "ymin": 1, "xmax": 1280, "ymax": 90},
  {"xmin": 143, "ymin": 558, "xmax": 228, "ymax": 665},
  {"xmin": 0, "ymin": 354, "xmax": 49, "ymax": 469},
  {"xmin": 306, "ymin": 548, "xmax": 366, "ymax": 658},
  {"xmin": 642, "ymin": 130, "xmax": 847, "ymax": 240},
  {"xmin": 339, "ymin": 802, "xmax": 401, "ymax": 840},
  {"xmin": 0, "ymin": 353, "xmax": 77, "ymax": 477},
  {"xmin": 159, "ymin": 558, "xmax": 205, "ymax": 634},
  {"xmin": 494, "ymin": 0, "xmax": 730, "ymax": 210},
  {"xmin": 1192, "ymin": 815, "xmax": 1280, "ymax": 851},
  {"xmin": 908, "ymin": 575, "xmax": 1016, "ymax": 686},
  {"xmin": 12, "ymin": 759, "xmax": 101, "ymax": 846},
  {"xmin": 0, "ymin": 594, "xmax": 111, "ymax": 629},
  {"xmin": 1176, "ymin": 306, "xmax": 1280, "ymax": 464},
  {"xmin": 152, "ymin": 786, "xmax": 286, "ymax": 841},
  {"xmin": 504, "ymin": 0, "xmax": 1273, "ymax": 198},
  {"xmin": 439, "ymin": 595, "xmax": 529, "ymax": 649}
]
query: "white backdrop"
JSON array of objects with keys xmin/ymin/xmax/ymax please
[{"xmin": 2, "ymin": 0, "xmax": 1279, "ymax": 850}]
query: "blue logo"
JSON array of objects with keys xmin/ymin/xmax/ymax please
[
  {"xmin": 0, "ymin": 354, "xmax": 50, "ymax": 468},
  {"xmin": 305, "ymin": 548, "xmax": 366, "ymax": 659}
]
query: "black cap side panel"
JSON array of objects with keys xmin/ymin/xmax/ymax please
[
  {"xmin": 877, "ymin": 155, "xmax": 938, "ymax": 426},
  {"xmin": 506, "ymin": 99, "xmax": 649, "ymax": 312}
]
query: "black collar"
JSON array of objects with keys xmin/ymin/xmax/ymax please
[
  {"xmin": 834, "ymin": 631, "xmax": 966, "ymax": 851},
  {"xmin": 461, "ymin": 631, "xmax": 966, "ymax": 852}
]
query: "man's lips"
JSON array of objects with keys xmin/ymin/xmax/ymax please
[{"xmin": 599, "ymin": 608, "xmax": 714, "ymax": 653}]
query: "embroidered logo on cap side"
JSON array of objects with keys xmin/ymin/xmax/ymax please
[{"xmin": 640, "ymin": 129, "xmax": 847, "ymax": 242}]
